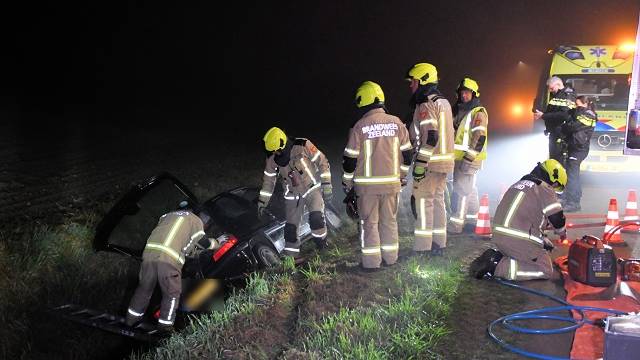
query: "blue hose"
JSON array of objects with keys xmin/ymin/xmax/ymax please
[{"xmin": 488, "ymin": 278, "xmax": 627, "ymax": 360}]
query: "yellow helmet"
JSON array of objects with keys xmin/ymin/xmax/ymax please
[
  {"xmin": 263, "ymin": 127, "xmax": 287, "ymax": 152},
  {"xmin": 540, "ymin": 159, "xmax": 567, "ymax": 193},
  {"xmin": 355, "ymin": 81, "xmax": 385, "ymax": 108},
  {"xmin": 405, "ymin": 63, "xmax": 438, "ymax": 85},
  {"xmin": 457, "ymin": 77, "xmax": 480, "ymax": 97}
]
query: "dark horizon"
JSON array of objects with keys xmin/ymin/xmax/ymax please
[{"xmin": 2, "ymin": 1, "xmax": 639, "ymax": 142}]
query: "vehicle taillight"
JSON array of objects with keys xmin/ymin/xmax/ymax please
[{"xmin": 212, "ymin": 235, "xmax": 238, "ymax": 261}]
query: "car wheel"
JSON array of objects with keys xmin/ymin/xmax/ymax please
[{"xmin": 254, "ymin": 244, "xmax": 281, "ymax": 268}]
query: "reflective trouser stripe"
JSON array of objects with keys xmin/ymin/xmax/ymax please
[
  {"xmin": 381, "ymin": 244, "xmax": 399, "ymax": 251},
  {"xmin": 509, "ymin": 259, "xmax": 517, "ymax": 280},
  {"xmin": 145, "ymin": 243, "xmax": 185, "ymax": 265},
  {"xmin": 494, "ymin": 226, "xmax": 544, "ymax": 245},
  {"xmin": 311, "ymin": 230, "xmax": 327, "ymax": 238},
  {"xmin": 166, "ymin": 297, "xmax": 176, "ymax": 321},
  {"xmin": 284, "ymin": 247, "xmax": 300, "ymax": 253},
  {"xmin": 158, "ymin": 319, "xmax": 173, "ymax": 325},
  {"xmin": 128, "ymin": 308, "xmax": 144, "ymax": 317},
  {"xmin": 362, "ymin": 247, "xmax": 381, "ymax": 255},
  {"xmin": 517, "ymin": 271, "xmax": 545, "ymax": 277}
]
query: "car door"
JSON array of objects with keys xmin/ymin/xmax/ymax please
[{"xmin": 93, "ymin": 172, "xmax": 200, "ymax": 258}]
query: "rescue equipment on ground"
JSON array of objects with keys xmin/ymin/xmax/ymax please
[
  {"xmin": 603, "ymin": 198, "xmax": 623, "ymax": 244},
  {"xmin": 568, "ymin": 235, "xmax": 617, "ymax": 287},
  {"xmin": 474, "ymin": 193, "xmax": 491, "ymax": 238},
  {"xmin": 488, "ymin": 278, "xmax": 627, "ymax": 360},
  {"xmin": 603, "ymin": 313, "xmax": 640, "ymax": 360},
  {"xmin": 621, "ymin": 259, "xmax": 640, "ymax": 282}
]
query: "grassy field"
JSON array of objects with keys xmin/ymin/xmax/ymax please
[
  {"xmin": 135, "ymin": 223, "xmax": 465, "ymax": 360},
  {"xmin": 0, "ymin": 211, "xmax": 142, "ymax": 360}
]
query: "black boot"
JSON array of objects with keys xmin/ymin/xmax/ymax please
[
  {"xmin": 313, "ymin": 237, "xmax": 328, "ymax": 250},
  {"xmin": 431, "ymin": 243, "xmax": 445, "ymax": 257},
  {"xmin": 469, "ymin": 249, "xmax": 503, "ymax": 279}
]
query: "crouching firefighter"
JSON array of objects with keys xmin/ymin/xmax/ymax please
[
  {"xmin": 125, "ymin": 201, "xmax": 206, "ymax": 332},
  {"xmin": 259, "ymin": 127, "xmax": 332, "ymax": 257},
  {"xmin": 342, "ymin": 81, "xmax": 412, "ymax": 270},
  {"xmin": 449, "ymin": 77, "xmax": 488, "ymax": 234},
  {"xmin": 469, "ymin": 159, "xmax": 567, "ymax": 280}
]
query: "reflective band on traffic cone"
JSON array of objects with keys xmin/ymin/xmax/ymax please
[
  {"xmin": 475, "ymin": 194, "xmax": 492, "ymax": 238},
  {"xmin": 622, "ymin": 189, "xmax": 640, "ymax": 233},
  {"xmin": 603, "ymin": 198, "xmax": 623, "ymax": 244}
]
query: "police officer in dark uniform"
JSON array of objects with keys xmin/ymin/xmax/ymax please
[
  {"xmin": 560, "ymin": 95, "xmax": 597, "ymax": 212},
  {"xmin": 534, "ymin": 76, "xmax": 576, "ymax": 164}
]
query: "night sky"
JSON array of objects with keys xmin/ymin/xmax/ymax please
[{"xmin": 2, "ymin": 1, "xmax": 639, "ymax": 143}]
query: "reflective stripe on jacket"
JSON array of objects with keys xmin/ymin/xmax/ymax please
[
  {"xmin": 343, "ymin": 108, "xmax": 411, "ymax": 195},
  {"xmin": 143, "ymin": 211, "xmax": 205, "ymax": 266},
  {"xmin": 453, "ymin": 106, "xmax": 488, "ymax": 162}
]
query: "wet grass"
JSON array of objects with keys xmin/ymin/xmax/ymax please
[
  {"xmin": 140, "ymin": 214, "xmax": 465, "ymax": 360},
  {"xmin": 0, "ymin": 213, "xmax": 136, "ymax": 360}
]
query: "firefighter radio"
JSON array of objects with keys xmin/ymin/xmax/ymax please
[{"xmin": 568, "ymin": 235, "xmax": 617, "ymax": 287}]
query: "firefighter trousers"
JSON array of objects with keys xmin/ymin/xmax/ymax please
[
  {"xmin": 283, "ymin": 189, "xmax": 326, "ymax": 257},
  {"xmin": 357, "ymin": 192, "xmax": 399, "ymax": 268},
  {"xmin": 448, "ymin": 162, "xmax": 479, "ymax": 233},
  {"xmin": 493, "ymin": 234, "xmax": 553, "ymax": 280},
  {"xmin": 412, "ymin": 171, "xmax": 447, "ymax": 251},
  {"xmin": 126, "ymin": 260, "xmax": 182, "ymax": 326}
]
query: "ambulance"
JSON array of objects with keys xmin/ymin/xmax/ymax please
[{"xmin": 533, "ymin": 44, "xmax": 640, "ymax": 172}]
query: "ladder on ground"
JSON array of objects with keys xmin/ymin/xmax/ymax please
[{"xmin": 51, "ymin": 304, "xmax": 165, "ymax": 342}]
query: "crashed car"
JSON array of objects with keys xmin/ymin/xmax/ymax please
[{"xmin": 54, "ymin": 172, "xmax": 342, "ymax": 341}]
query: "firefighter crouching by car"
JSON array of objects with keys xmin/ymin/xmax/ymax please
[
  {"xmin": 406, "ymin": 63, "xmax": 455, "ymax": 255},
  {"xmin": 469, "ymin": 159, "xmax": 567, "ymax": 281},
  {"xmin": 125, "ymin": 201, "xmax": 206, "ymax": 332},
  {"xmin": 342, "ymin": 81, "xmax": 412, "ymax": 270},
  {"xmin": 560, "ymin": 95, "xmax": 597, "ymax": 213},
  {"xmin": 258, "ymin": 127, "xmax": 332, "ymax": 257},
  {"xmin": 533, "ymin": 76, "xmax": 576, "ymax": 164},
  {"xmin": 448, "ymin": 77, "xmax": 488, "ymax": 234}
]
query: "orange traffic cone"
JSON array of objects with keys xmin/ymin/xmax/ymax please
[
  {"xmin": 603, "ymin": 198, "xmax": 623, "ymax": 244},
  {"xmin": 475, "ymin": 194, "xmax": 492, "ymax": 239},
  {"xmin": 622, "ymin": 189, "xmax": 640, "ymax": 233}
]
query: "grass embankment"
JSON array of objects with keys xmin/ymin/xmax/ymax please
[
  {"xmin": 0, "ymin": 213, "xmax": 138, "ymax": 360},
  {"xmin": 143, "ymin": 222, "xmax": 464, "ymax": 360}
]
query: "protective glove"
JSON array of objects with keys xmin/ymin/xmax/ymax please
[
  {"xmin": 322, "ymin": 183, "xmax": 333, "ymax": 201},
  {"xmin": 342, "ymin": 182, "xmax": 351, "ymax": 195},
  {"xmin": 257, "ymin": 200, "xmax": 267, "ymax": 216},
  {"xmin": 543, "ymin": 237, "xmax": 555, "ymax": 252},
  {"xmin": 554, "ymin": 227, "xmax": 567, "ymax": 239},
  {"xmin": 412, "ymin": 166, "xmax": 426, "ymax": 182},
  {"xmin": 400, "ymin": 177, "xmax": 408, "ymax": 187}
]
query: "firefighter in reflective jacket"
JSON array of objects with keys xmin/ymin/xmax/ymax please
[
  {"xmin": 448, "ymin": 77, "xmax": 488, "ymax": 233},
  {"xmin": 342, "ymin": 81, "xmax": 412, "ymax": 270},
  {"xmin": 469, "ymin": 159, "xmax": 567, "ymax": 280},
  {"xmin": 259, "ymin": 127, "xmax": 332, "ymax": 257},
  {"xmin": 406, "ymin": 63, "xmax": 455, "ymax": 255},
  {"xmin": 534, "ymin": 76, "xmax": 576, "ymax": 163},
  {"xmin": 560, "ymin": 95, "xmax": 597, "ymax": 212},
  {"xmin": 125, "ymin": 201, "xmax": 206, "ymax": 331}
]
